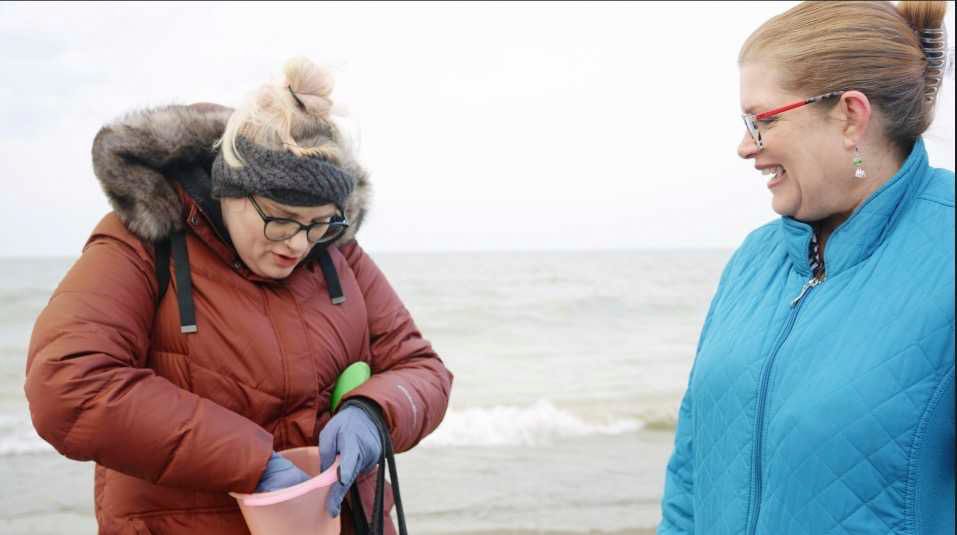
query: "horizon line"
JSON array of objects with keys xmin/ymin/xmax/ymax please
[{"xmin": 0, "ymin": 246, "xmax": 736, "ymax": 260}]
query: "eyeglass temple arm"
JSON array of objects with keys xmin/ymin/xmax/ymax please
[
  {"xmin": 754, "ymin": 100, "xmax": 808, "ymax": 120},
  {"xmin": 755, "ymin": 91, "xmax": 845, "ymax": 120}
]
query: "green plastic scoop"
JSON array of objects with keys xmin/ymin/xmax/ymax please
[{"xmin": 330, "ymin": 362, "xmax": 372, "ymax": 412}]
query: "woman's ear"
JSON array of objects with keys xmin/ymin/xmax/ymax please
[{"xmin": 836, "ymin": 90, "xmax": 872, "ymax": 149}]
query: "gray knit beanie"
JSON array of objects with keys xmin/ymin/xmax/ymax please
[{"xmin": 211, "ymin": 136, "xmax": 355, "ymax": 208}]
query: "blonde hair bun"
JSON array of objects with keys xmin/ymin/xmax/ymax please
[
  {"xmin": 284, "ymin": 57, "xmax": 335, "ymax": 118},
  {"xmin": 219, "ymin": 57, "xmax": 344, "ymax": 167}
]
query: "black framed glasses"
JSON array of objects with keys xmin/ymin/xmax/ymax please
[
  {"xmin": 248, "ymin": 196, "xmax": 349, "ymax": 244},
  {"xmin": 741, "ymin": 90, "xmax": 845, "ymax": 150}
]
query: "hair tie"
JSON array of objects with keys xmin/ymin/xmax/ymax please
[{"xmin": 287, "ymin": 85, "xmax": 307, "ymax": 110}]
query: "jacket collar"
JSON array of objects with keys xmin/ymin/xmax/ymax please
[
  {"xmin": 172, "ymin": 165, "xmax": 262, "ymax": 281},
  {"xmin": 780, "ymin": 138, "xmax": 931, "ymax": 278}
]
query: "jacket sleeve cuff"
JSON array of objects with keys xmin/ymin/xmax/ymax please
[
  {"xmin": 236, "ymin": 435, "xmax": 276, "ymax": 494},
  {"xmin": 339, "ymin": 396, "xmax": 387, "ymax": 427}
]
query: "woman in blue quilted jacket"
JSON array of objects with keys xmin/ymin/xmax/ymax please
[{"xmin": 658, "ymin": 2, "xmax": 954, "ymax": 534}]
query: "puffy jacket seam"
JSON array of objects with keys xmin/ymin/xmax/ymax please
[
  {"xmin": 49, "ymin": 290, "xmax": 153, "ymax": 348},
  {"xmin": 904, "ymin": 361, "xmax": 954, "ymax": 535},
  {"xmin": 185, "ymin": 355, "xmax": 283, "ymax": 403},
  {"xmin": 85, "ymin": 235, "xmax": 157, "ymax": 289},
  {"xmin": 307, "ymin": 256, "xmax": 357, "ymax": 357},
  {"xmin": 149, "ymin": 350, "xmax": 193, "ymax": 391},
  {"xmin": 59, "ymin": 403, "xmax": 84, "ymax": 459},
  {"xmin": 154, "ymin": 422, "xmax": 189, "ymax": 485},
  {"xmin": 915, "ymin": 194, "xmax": 954, "ymax": 208},
  {"xmin": 124, "ymin": 504, "xmax": 239, "ymax": 519},
  {"xmin": 288, "ymin": 285, "xmax": 321, "ymax": 440},
  {"xmin": 260, "ymin": 286, "xmax": 288, "ymax": 446},
  {"xmin": 151, "ymin": 349, "xmax": 186, "ymax": 357},
  {"xmin": 59, "ymin": 348, "xmax": 152, "ymax": 455},
  {"xmin": 178, "ymin": 257, "xmax": 245, "ymax": 285}
]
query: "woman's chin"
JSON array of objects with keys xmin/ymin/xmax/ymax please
[
  {"xmin": 770, "ymin": 193, "xmax": 799, "ymax": 218},
  {"xmin": 770, "ymin": 201, "xmax": 791, "ymax": 218},
  {"xmin": 248, "ymin": 260, "xmax": 295, "ymax": 280},
  {"xmin": 267, "ymin": 266, "xmax": 295, "ymax": 280}
]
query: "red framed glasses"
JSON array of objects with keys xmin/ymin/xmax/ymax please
[{"xmin": 741, "ymin": 90, "xmax": 845, "ymax": 150}]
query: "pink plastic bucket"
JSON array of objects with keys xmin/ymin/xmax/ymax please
[{"xmin": 230, "ymin": 447, "xmax": 341, "ymax": 535}]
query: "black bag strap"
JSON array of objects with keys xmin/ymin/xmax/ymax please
[
  {"xmin": 318, "ymin": 247, "xmax": 346, "ymax": 305},
  {"xmin": 344, "ymin": 399, "xmax": 408, "ymax": 535},
  {"xmin": 154, "ymin": 237, "xmax": 171, "ymax": 305},
  {"xmin": 170, "ymin": 230, "xmax": 198, "ymax": 333},
  {"xmin": 152, "ymin": 230, "xmax": 198, "ymax": 334}
]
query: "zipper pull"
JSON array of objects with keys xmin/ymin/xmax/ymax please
[{"xmin": 790, "ymin": 274, "xmax": 825, "ymax": 307}]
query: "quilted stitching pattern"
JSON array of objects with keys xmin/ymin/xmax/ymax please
[{"xmin": 658, "ymin": 140, "xmax": 955, "ymax": 535}]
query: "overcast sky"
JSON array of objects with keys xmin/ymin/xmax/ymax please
[{"xmin": 2, "ymin": 1, "xmax": 954, "ymax": 256}]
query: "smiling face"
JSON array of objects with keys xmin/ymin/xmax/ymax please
[
  {"xmin": 221, "ymin": 195, "xmax": 339, "ymax": 279},
  {"xmin": 737, "ymin": 63, "xmax": 864, "ymax": 223}
]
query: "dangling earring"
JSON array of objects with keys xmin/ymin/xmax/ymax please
[{"xmin": 853, "ymin": 146, "xmax": 866, "ymax": 179}]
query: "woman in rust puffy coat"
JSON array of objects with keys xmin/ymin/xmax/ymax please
[{"xmin": 25, "ymin": 57, "xmax": 453, "ymax": 535}]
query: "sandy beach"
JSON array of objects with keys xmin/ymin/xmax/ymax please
[{"xmin": 1, "ymin": 430, "xmax": 671, "ymax": 534}]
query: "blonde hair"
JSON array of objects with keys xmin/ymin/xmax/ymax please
[
  {"xmin": 739, "ymin": 1, "xmax": 949, "ymax": 151},
  {"xmin": 218, "ymin": 57, "xmax": 345, "ymax": 168}
]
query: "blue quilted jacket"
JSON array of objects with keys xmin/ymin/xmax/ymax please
[{"xmin": 658, "ymin": 138, "xmax": 955, "ymax": 535}]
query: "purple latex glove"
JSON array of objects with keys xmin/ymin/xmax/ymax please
[
  {"xmin": 255, "ymin": 451, "xmax": 310, "ymax": 493},
  {"xmin": 319, "ymin": 405, "xmax": 383, "ymax": 517}
]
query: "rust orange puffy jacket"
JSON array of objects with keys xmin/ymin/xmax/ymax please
[{"xmin": 25, "ymin": 104, "xmax": 453, "ymax": 535}]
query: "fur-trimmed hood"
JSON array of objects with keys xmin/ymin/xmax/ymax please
[{"xmin": 91, "ymin": 103, "xmax": 370, "ymax": 245}]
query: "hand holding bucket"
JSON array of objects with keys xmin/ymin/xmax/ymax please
[{"xmin": 230, "ymin": 447, "xmax": 342, "ymax": 535}]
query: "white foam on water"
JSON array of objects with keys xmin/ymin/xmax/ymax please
[
  {"xmin": 420, "ymin": 399, "xmax": 643, "ymax": 448},
  {"xmin": 0, "ymin": 399, "xmax": 675, "ymax": 456}
]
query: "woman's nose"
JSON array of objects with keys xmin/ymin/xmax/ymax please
[
  {"xmin": 738, "ymin": 131, "xmax": 759, "ymax": 159},
  {"xmin": 287, "ymin": 229, "xmax": 310, "ymax": 253}
]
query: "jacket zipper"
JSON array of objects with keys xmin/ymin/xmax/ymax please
[
  {"xmin": 789, "ymin": 275, "xmax": 824, "ymax": 307},
  {"xmin": 746, "ymin": 272, "xmax": 825, "ymax": 534}
]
